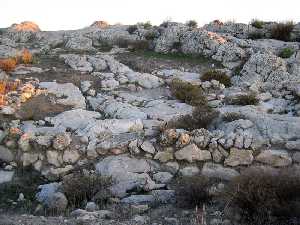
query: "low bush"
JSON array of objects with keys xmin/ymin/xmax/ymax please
[
  {"xmin": 175, "ymin": 176, "xmax": 212, "ymax": 208},
  {"xmin": 271, "ymin": 21, "xmax": 295, "ymax": 42},
  {"xmin": 129, "ymin": 40, "xmax": 149, "ymax": 51},
  {"xmin": 226, "ymin": 93, "xmax": 259, "ymax": 106},
  {"xmin": 21, "ymin": 49, "xmax": 33, "ymax": 64},
  {"xmin": 186, "ymin": 20, "xmax": 198, "ymax": 28},
  {"xmin": 201, "ymin": 70, "xmax": 231, "ymax": 87},
  {"xmin": 224, "ymin": 167, "xmax": 300, "ymax": 222},
  {"xmin": 138, "ymin": 21, "xmax": 152, "ymax": 29},
  {"xmin": 222, "ymin": 112, "xmax": 246, "ymax": 122},
  {"xmin": 251, "ymin": 19, "xmax": 264, "ymax": 29},
  {"xmin": 170, "ymin": 79, "xmax": 207, "ymax": 106},
  {"xmin": 127, "ymin": 25, "xmax": 138, "ymax": 34},
  {"xmin": 144, "ymin": 30, "xmax": 158, "ymax": 40},
  {"xmin": 166, "ymin": 105, "xmax": 219, "ymax": 130},
  {"xmin": 248, "ymin": 31, "xmax": 264, "ymax": 39},
  {"xmin": 279, "ymin": 47, "xmax": 294, "ymax": 58},
  {"xmin": 172, "ymin": 41, "xmax": 182, "ymax": 50},
  {"xmin": 115, "ymin": 38, "xmax": 130, "ymax": 48},
  {"xmin": 62, "ymin": 172, "xmax": 112, "ymax": 208},
  {"xmin": 0, "ymin": 58, "xmax": 17, "ymax": 72}
]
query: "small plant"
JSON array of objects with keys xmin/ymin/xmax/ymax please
[
  {"xmin": 248, "ymin": 31, "xmax": 264, "ymax": 39},
  {"xmin": 222, "ymin": 112, "xmax": 246, "ymax": 122},
  {"xmin": 224, "ymin": 167, "xmax": 300, "ymax": 222},
  {"xmin": 251, "ymin": 19, "xmax": 265, "ymax": 29},
  {"xmin": 226, "ymin": 93, "xmax": 259, "ymax": 106},
  {"xmin": 127, "ymin": 25, "xmax": 138, "ymax": 34},
  {"xmin": 170, "ymin": 79, "xmax": 207, "ymax": 106},
  {"xmin": 201, "ymin": 70, "xmax": 231, "ymax": 87},
  {"xmin": 166, "ymin": 105, "xmax": 219, "ymax": 130},
  {"xmin": 271, "ymin": 21, "xmax": 295, "ymax": 41},
  {"xmin": 0, "ymin": 58, "xmax": 17, "ymax": 72},
  {"xmin": 62, "ymin": 172, "xmax": 112, "ymax": 208},
  {"xmin": 186, "ymin": 20, "xmax": 198, "ymax": 28},
  {"xmin": 175, "ymin": 176, "xmax": 212, "ymax": 208},
  {"xmin": 21, "ymin": 49, "xmax": 33, "ymax": 64},
  {"xmin": 279, "ymin": 47, "xmax": 294, "ymax": 58}
]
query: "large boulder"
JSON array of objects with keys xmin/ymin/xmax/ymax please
[
  {"xmin": 65, "ymin": 36, "xmax": 94, "ymax": 51},
  {"xmin": 59, "ymin": 54, "xmax": 93, "ymax": 72}
]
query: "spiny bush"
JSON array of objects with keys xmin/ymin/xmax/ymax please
[
  {"xmin": 201, "ymin": 70, "xmax": 231, "ymax": 87},
  {"xmin": 21, "ymin": 49, "xmax": 33, "ymax": 64},
  {"xmin": 223, "ymin": 167, "xmax": 300, "ymax": 222},
  {"xmin": 166, "ymin": 105, "xmax": 219, "ymax": 130},
  {"xmin": 279, "ymin": 47, "xmax": 294, "ymax": 58},
  {"xmin": 271, "ymin": 21, "xmax": 295, "ymax": 41},
  {"xmin": 127, "ymin": 25, "xmax": 138, "ymax": 34},
  {"xmin": 0, "ymin": 58, "xmax": 17, "ymax": 72},
  {"xmin": 226, "ymin": 92, "xmax": 259, "ymax": 106},
  {"xmin": 248, "ymin": 31, "xmax": 264, "ymax": 40},
  {"xmin": 175, "ymin": 176, "xmax": 212, "ymax": 208},
  {"xmin": 251, "ymin": 19, "xmax": 265, "ymax": 29},
  {"xmin": 222, "ymin": 112, "xmax": 246, "ymax": 122},
  {"xmin": 169, "ymin": 79, "xmax": 207, "ymax": 106},
  {"xmin": 62, "ymin": 172, "xmax": 112, "ymax": 208},
  {"xmin": 186, "ymin": 20, "xmax": 198, "ymax": 28}
]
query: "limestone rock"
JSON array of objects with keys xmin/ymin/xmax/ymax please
[
  {"xmin": 0, "ymin": 145, "xmax": 14, "ymax": 162},
  {"xmin": 201, "ymin": 163, "xmax": 239, "ymax": 180},
  {"xmin": 175, "ymin": 144, "xmax": 211, "ymax": 163},
  {"xmin": 52, "ymin": 132, "xmax": 71, "ymax": 150},
  {"xmin": 224, "ymin": 148, "xmax": 253, "ymax": 166},
  {"xmin": 256, "ymin": 150, "xmax": 292, "ymax": 167}
]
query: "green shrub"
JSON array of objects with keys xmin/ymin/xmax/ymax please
[
  {"xmin": 186, "ymin": 20, "xmax": 198, "ymax": 28},
  {"xmin": 115, "ymin": 38, "xmax": 130, "ymax": 48},
  {"xmin": 144, "ymin": 30, "xmax": 158, "ymax": 40},
  {"xmin": 271, "ymin": 21, "xmax": 295, "ymax": 41},
  {"xmin": 137, "ymin": 21, "xmax": 152, "ymax": 29},
  {"xmin": 62, "ymin": 172, "xmax": 112, "ymax": 208},
  {"xmin": 279, "ymin": 48, "xmax": 294, "ymax": 58},
  {"xmin": 222, "ymin": 112, "xmax": 246, "ymax": 122},
  {"xmin": 172, "ymin": 41, "xmax": 182, "ymax": 50},
  {"xmin": 127, "ymin": 25, "xmax": 138, "ymax": 34},
  {"xmin": 248, "ymin": 31, "xmax": 264, "ymax": 39},
  {"xmin": 166, "ymin": 105, "xmax": 219, "ymax": 130},
  {"xmin": 226, "ymin": 93, "xmax": 259, "ymax": 106},
  {"xmin": 251, "ymin": 19, "xmax": 264, "ymax": 29},
  {"xmin": 224, "ymin": 167, "xmax": 300, "ymax": 223},
  {"xmin": 170, "ymin": 79, "xmax": 207, "ymax": 106},
  {"xmin": 201, "ymin": 70, "xmax": 231, "ymax": 87},
  {"xmin": 175, "ymin": 176, "xmax": 212, "ymax": 208}
]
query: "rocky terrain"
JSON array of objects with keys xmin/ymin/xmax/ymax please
[{"xmin": 1, "ymin": 20, "xmax": 300, "ymax": 225}]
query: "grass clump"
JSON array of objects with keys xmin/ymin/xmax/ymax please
[
  {"xmin": 251, "ymin": 19, "xmax": 265, "ymax": 29},
  {"xmin": 271, "ymin": 21, "xmax": 295, "ymax": 41},
  {"xmin": 62, "ymin": 172, "xmax": 112, "ymax": 208},
  {"xmin": 279, "ymin": 47, "xmax": 294, "ymax": 58},
  {"xmin": 166, "ymin": 105, "xmax": 219, "ymax": 130},
  {"xmin": 186, "ymin": 20, "xmax": 198, "ymax": 28},
  {"xmin": 226, "ymin": 93, "xmax": 259, "ymax": 106},
  {"xmin": 170, "ymin": 79, "xmax": 207, "ymax": 106},
  {"xmin": 201, "ymin": 70, "xmax": 231, "ymax": 87},
  {"xmin": 127, "ymin": 25, "xmax": 138, "ymax": 34},
  {"xmin": 224, "ymin": 167, "xmax": 300, "ymax": 223},
  {"xmin": 175, "ymin": 176, "xmax": 212, "ymax": 208}
]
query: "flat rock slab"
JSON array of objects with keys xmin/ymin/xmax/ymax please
[{"xmin": 0, "ymin": 170, "xmax": 14, "ymax": 184}]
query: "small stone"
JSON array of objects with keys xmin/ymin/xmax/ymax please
[
  {"xmin": 63, "ymin": 150, "xmax": 80, "ymax": 164},
  {"xmin": 0, "ymin": 170, "xmax": 14, "ymax": 184},
  {"xmin": 140, "ymin": 141, "xmax": 156, "ymax": 154},
  {"xmin": 17, "ymin": 193, "xmax": 25, "ymax": 202},
  {"xmin": 256, "ymin": 150, "xmax": 292, "ymax": 167},
  {"xmin": 128, "ymin": 139, "xmax": 140, "ymax": 155},
  {"xmin": 175, "ymin": 144, "xmax": 211, "ymax": 163},
  {"xmin": 179, "ymin": 166, "xmax": 200, "ymax": 176},
  {"xmin": 46, "ymin": 192, "xmax": 68, "ymax": 213},
  {"xmin": 176, "ymin": 133, "xmax": 191, "ymax": 147},
  {"xmin": 131, "ymin": 204, "xmax": 149, "ymax": 214},
  {"xmin": 224, "ymin": 148, "xmax": 253, "ymax": 167},
  {"xmin": 154, "ymin": 151, "xmax": 174, "ymax": 163},
  {"xmin": 85, "ymin": 202, "xmax": 99, "ymax": 212},
  {"xmin": 0, "ymin": 145, "xmax": 14, "ymax": 162},
  {"xmin": 153, "ymin": 172, "xmax": 173, "ymax": 184}
]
